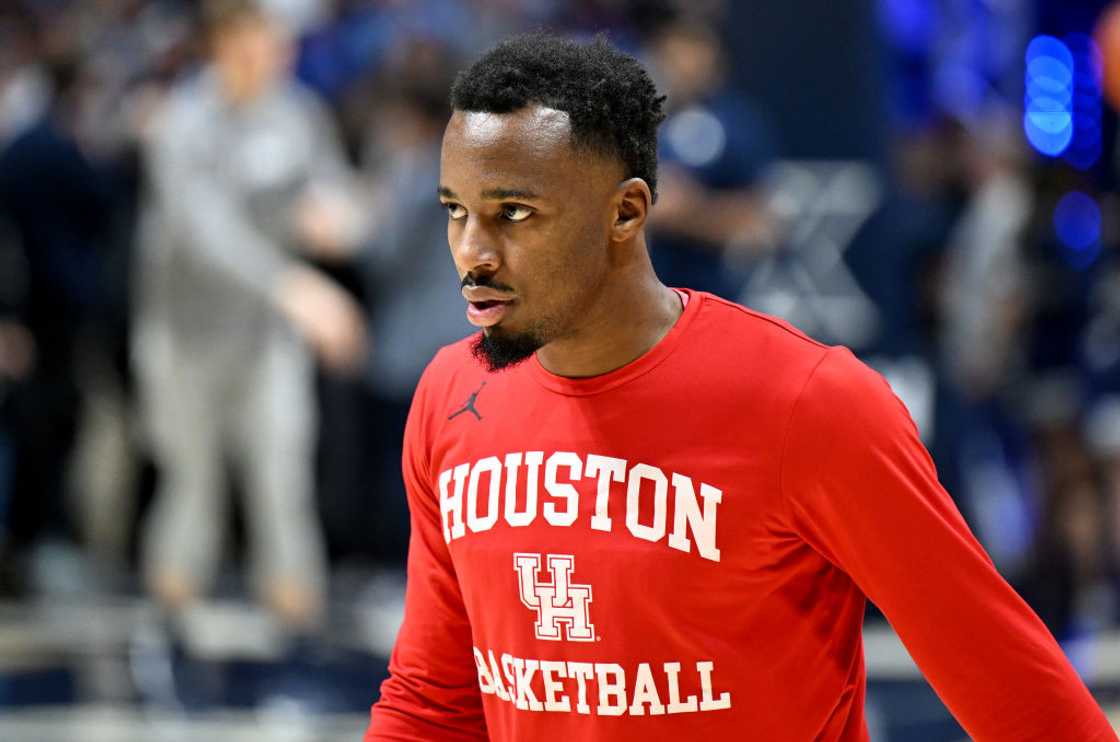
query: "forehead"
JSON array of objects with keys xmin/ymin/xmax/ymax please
[
  {"xmin": 446, "ymin": 106, "xmax": 571, "ymax": 154},
  {"xmin": 440, "ymin": 106, "xmax": 614, "ymax": 195}
]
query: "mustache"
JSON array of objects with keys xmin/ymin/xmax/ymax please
[{"xmin": 460, "ymin": 273, "xmax": 515, "ymax": 294}]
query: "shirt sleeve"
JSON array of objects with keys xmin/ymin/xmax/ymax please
[
  {"xmin": 366, "ymin": 367, "xmax": 489, "ymax": 741},
  {"xmin": 781, "ymin": 347, "xmax": 1116, "ymax": 742}
]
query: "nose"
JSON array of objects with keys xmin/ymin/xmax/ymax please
[{"xmin": 451, "ymin": 214, "xmax": 501, "ymax": 276}]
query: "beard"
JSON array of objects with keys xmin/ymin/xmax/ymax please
[{"xmin": 471, "ymin": 327, "xmax": 546, "ymax": 372}]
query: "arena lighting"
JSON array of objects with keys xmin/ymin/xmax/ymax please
[
  {"xmin": 1025, "ymin": 35, "xmax": 1074, "ymax": 156},
  {"xmin": 1053, "ymin": 191, "xmax": 1102, "ymax": 269},
  {"xmin": 1063, "ymin": 33, "xmax": 1103, "ymax": 171},
  {"xmin": 664, "ymin": 107, "xmax": 727, "ymax": 168}
]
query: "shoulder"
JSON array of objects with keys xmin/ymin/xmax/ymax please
[
  {"xmin": 692, "ymin": 292, "xmax": 826, "ymax": 347},
  {"xmin": 801, "ymin": 345, "xmax": 898, "ymax": 413},
  {"xmin": 687, "ymin": 291, "xmax": 832, "ymax": 381},
  {"xmin": 426, "ymin": 333, "xmax": 481, "ymax": 379},
  {"xmin": 278, "ymin": 81, "xmax": 335, "ymax": 126},
  {"xmin": 679, "ymin": 292, "xmax": 902, "ymax": 427},
  {"xmin": 164, "ymin": 72, "xmax": 216, "ymax": 123},
  {"xmin": 151, "ymin": 73, "xmax": 217, "ymax": 148},
  {"xmin": 789, "ymin": 343, "xmax": 914, "ymax": 451}
]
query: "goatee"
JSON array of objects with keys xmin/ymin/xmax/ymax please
[{"xmin": 471, "ymin": 329, "xmax": 543, "ymax": 372}]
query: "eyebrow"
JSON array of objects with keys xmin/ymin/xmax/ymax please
[{"xmin": 437, "ymin": 186, "xmax": 541, "ymax": 200}]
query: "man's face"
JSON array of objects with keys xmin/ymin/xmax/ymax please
[
  {"xmin": 212, "ymin": 15, "xmax": 291, "ymax": 104},
  {"xmin": 654, "ymin": 29, "xmax": 720, "ymax": 104},
  {"xmin": 439, "ymin": 106, "xmax": 623, "ymax": 370}
]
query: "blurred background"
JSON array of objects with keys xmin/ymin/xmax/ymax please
[{"xmin": 0, "ymin": 0, "xmax": 1119, "ymax": 739}]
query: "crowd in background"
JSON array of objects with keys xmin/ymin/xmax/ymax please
[{"xmin": 0, "ymin": 0, "xmax": 1118, "ymax": 654}]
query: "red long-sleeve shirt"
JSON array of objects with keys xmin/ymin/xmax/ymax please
[{"xmin": 367, "ymin": 289, "xmax": 1115, "ymax": 741}]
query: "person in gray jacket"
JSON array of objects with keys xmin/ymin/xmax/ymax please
[{"xmin": 134, "ymin": 0, "xmax": 365, "ymax": 631}]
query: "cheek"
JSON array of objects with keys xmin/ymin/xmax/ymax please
[
  {"xmin": 501, "ymin": 213, "xmax": 609, "ymax": 307},
  {"xmin": 571, "ymin": 215, "xmax": 613, "ymax": 276},
  {"xmin": 538, "ymin": 221, "xmax": 610, "ymax": 304}
]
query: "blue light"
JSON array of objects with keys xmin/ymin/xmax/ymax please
[
  {"xmin": 1026, "ymin": 98, "xmax": 1072, "ymax": 131},
  {"xmin": 1027, "ymin": 35, "xmax": 1074, "ymax": 69},
  {"xmin": 879, "ymin": 0, "xmax": 934, "ymax": 53},
  {"xmin": 1053, "ymin": 191, "xmax": 1101, "ymax": 269},
  {"xmin": 1027, "ymin": 56, "xmax": 1072, "ymax": 89},
  {"xmin": 1061, "ymin": 33, "xmax": 1104, "ymax": 171},
  {"xmin": 1027, "ymin": 75, "xmax": 1069, "ymax": 100},
  {"xmin": 1024, "ymin": 35, "xmax": 1074, "ymax": 157},
  {"xmin": 1024, "ymin": 111, "xmax": 1073, "ymax": 155}
]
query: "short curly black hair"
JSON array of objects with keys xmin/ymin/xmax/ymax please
[{"xmin": 449, "ymin": 32, "xmax": 667, "ymax": 200}]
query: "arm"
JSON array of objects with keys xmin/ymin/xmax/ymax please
[
  {"xmin": 291, "ymin": 93, "xmax": 370, "ymax": 260},
  {"xmin": 366, "ymin": 369, "xmax": 488, "ymax": 741},
  {"xmin": 648, "ymin": 165, "xmax": 775, "ymax": 249},
  {"xmin": 145, "ymin": 97, "xmax": 367, "ymax": 372},
  {"xmin": 781, "ymin": 347, "xmax": 1116, "ymax": 741}
]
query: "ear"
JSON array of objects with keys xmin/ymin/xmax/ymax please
[{"xmin": 610, "ymin": 177, "xmax": 652, "ymax": 243}]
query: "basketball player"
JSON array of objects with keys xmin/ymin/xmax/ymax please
[{"xmin": 365, "ymin": 34, "xmax": 1116, "ymax": 740}]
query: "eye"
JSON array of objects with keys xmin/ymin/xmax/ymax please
[
  {"xmin": 444, "ymin": 202, "xmax": 466, "ymax": 220},
  {"xmin": 501, "ymin": 204, "xmax": 533, "ymax": 222}
]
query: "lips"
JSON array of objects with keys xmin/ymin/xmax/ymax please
[
  {"xmin": 462, "ymin": 285, "xmax": 516, "ymax": 328},
  {"xmin": 466, "ymin": 298, "xmax": 513, "ymax": 327},
  {"xmin": 462, "ymin": 286, "xmax": 514, "ymax": 303}
]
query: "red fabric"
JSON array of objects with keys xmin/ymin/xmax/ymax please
[{"xmin": 367, "ymin": 290, "xmax": 1116, "ymax": 742}]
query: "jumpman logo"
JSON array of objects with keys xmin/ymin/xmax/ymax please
[{"xmin": 448, "ymin": 382, "xmax": 486, "ymax": 422}]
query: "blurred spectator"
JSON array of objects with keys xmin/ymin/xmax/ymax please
[
  {"xmin": 133, "ymin": 0, "xmax": 365, "ymax": 631},
  {"xmin": 358, "ymin": 44, "xmax": 466, "ymax": 401},
  {"xmin": 1024, "ymin": 421, "xmax": 1118, "ymax": 640},
  {"xmin": 318, "ymin": 42, "xmax": 467, "ymax": 564},
  {"xmin": 935, "ymin": 117, "xmax": 1031, "ymax": 401},
  {"xmin": 645, "ymin": 17, "xmax": 778, "ymax": 298},
  {"xmin": 927, "ymin": 118, "xmax": 1037, "ymax": 570},
  {"xmin": 0, "ymin": 43, "xmax": 117, "ymax": 595},
  {"xmin": 0, "ymin": 9, "xmax": 48, "ymax": 148}
]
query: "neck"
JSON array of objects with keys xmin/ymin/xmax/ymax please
[
  {"xmin": 534, "ymin": 249, "xmax": 683, "ymax": 378},
  {"xmin": 216, "ymin": 68, "xmax": 266, "ymax": 107}
]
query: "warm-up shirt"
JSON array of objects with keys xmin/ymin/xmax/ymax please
[{"xmin": 367, "ymin": 289, "xmax": 1115, "ymax": 741}]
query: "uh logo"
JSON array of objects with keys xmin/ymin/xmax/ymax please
[{"xmin": 514, "ymin": 553, "xmax": 595, "ymax": 642}]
